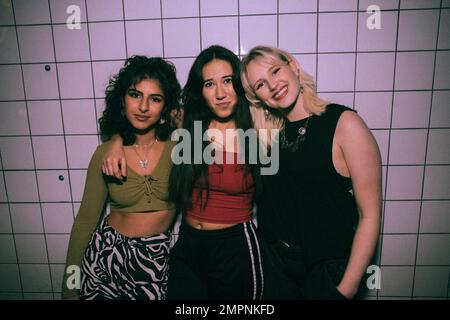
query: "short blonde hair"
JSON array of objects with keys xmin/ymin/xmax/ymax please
[{"xmin": 241, "ymin": 46, "xmax": 328, "ymax": 134}]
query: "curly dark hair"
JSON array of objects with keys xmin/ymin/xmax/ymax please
[{"xmin": 99, "ymin": 56, "xmax": 181, "ymax": 145}]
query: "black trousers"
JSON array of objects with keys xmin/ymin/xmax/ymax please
[
  {"xmin": 262, "ymin": 240, "xmax": 350, "ymax": 300},
  {"xmin": 166, "ymin": 221, "xmax": 264, "ymax": 300}
]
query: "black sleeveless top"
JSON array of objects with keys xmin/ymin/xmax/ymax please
[{"xmin": 258, "ymin": 104, "xmax": 359, "ymax": 268}]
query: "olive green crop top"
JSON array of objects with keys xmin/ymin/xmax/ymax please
[{"xmin": 62, "ymin": 140, "xmax": 176, "ymax": 298}]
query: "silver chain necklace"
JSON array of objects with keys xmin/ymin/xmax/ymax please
[
  {"xmin": 280, "ymin": 115, "xmax": 311, "ymax": 152},
  {"xmin": 133, "ymin": 138, "xmax": 157, "ymax": 169}
]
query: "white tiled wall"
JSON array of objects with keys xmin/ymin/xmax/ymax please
[{"xmin": 0, "ymin": 0, "xmax": 449, "ymax": 300}]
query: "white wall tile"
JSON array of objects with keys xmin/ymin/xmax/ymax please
[
  {"xmin": 279, "ymin": 0, "xmax": 317, "ymax": 13},
  {"xmin": 86, "ymin": 0, "xmax": 123, "ymax": 21},
  {"xmin": 0, "ymin": 204, "xmax": 12, "ymax": 233},
  {"xmin": 0, "ymin": 174, "xmax": 7, "ymax": 202},
  {"xmin": 381, "ymin": 234, "xmax": 417, "ymax": 265},
  {"xmin": 62, "ymin": 99, "xmax": 97, "ymax": 134},
  {"xmin": 57, "ymin": 62, "xmax": 94, "ymax": 99},
  {"xmin": 170, "ymin": 57, "xmax": 196, "ymax": 87},
  {"xmin": 389, "ymin": 129, "xmax": 427, "ymax": 165},
  {"xmin": 89, "ymin": 22, "xmax": 126, "ymax": 60},
  {"xmin": 17, "ymin": 26, "xmax": 54, "ymax": 63},
  {"xmin": 13, "ymin": 0, "xmax": 50, "ymax": 25},
  {"xmin": 0, "ymin": 27, "xmax": 19, "ymax": 63},
  {"xmin": 416, "ymin": 234, "xmax": 450, "ymax": 265},
  {"xmin": 53, "ymin": 24, "xmax": 90, "ymax": 62},
  {"xmin": 125, "ymin": 20, "xmax": 163, "ymax": 57},
  {"xmin": 359, "ymin": 0, "xmax": 399, "ymax": 10},
  {"xmin": 124, "ymin": 0, "xmax": 160, "ymax": 19},
  {"xmin": 420, "ymin": 201, "xmax": 450, "ymax": 233},
  {"xmin": 49, "ymin": 0, "xmax": 87, "ymax": 24},
  {"xmin": 319, "ymin": 13, "xmax": 357, "ymax": 52},
  {"xmin": 46, "ymin": 234, "xmax": 69, "ymax": 263},
  {"xmin": 23, "ymin": 293, "xmax": 54, "ymax": 300},
  {"xmin": 41, "ymin": 203, "xmax": 73, "ymax": 234},
  {"xmin": 357, "ymin": 11, "xmax": 398, "ymax": 51},
  {"xmin": 444, "ymin": 0, "xmax": 450, "ymax": 7},
  {"xmin": 293, "ymin": 54, "xmax": 316, "ymax": 80},
  {"xmin": 414, "ymin": 267, "xmax": 449, "ymax": 297},
  {"xmin": 0, "ymin": 65, "xmax": 24, "ymax": 100},
  {"xmin": 355, "ymin": 92, "xmax": 392, "ymax": 129},
  {"xmin": 20, "ymin": 264, "xmax": 52, "ymax": 292},
  {"xmin": 73, "ymin": 202, "xmax": 81, "ymax": 217},
  {"xmin": 423, "ymin": 166, "xmax": 450, "ymax": 199},
  {"xmin": 383, "ymin": 201, "xmax": 421, "ymax": 234},
  {"xmin": 36, "ymin": 170, "xmax": 71, "ymax": 202},
  {"xmin": 400, "ymin": 0, "xmax": 441, "ymax": 9},
  {"xmin": 10, "ymin": 203, "xmax": 43, "ymax": 233},
  {"xmin": 0, "ymin": 102, "xmax": 29, "ymax": 135},
  {"xmin": 317, "ymin": 53, "xmax": 355, "ymax": 92},
  {"xmin": 319, "ymin": 0, "xmax": 358, "ymax": 11},
  {"xmin": 92, "ymin": 60, "xmax": 124, "ymax": 98},
  {"xmin": 69, "ymin": 170, "xmax": 87, "ymax": 202},
  {"xmin": 22, "ymin": 64, "xmax": 59, "ymax": 100},
  {"xmin": 32, "ymin": 136, "xmax": 68, "ymax": 169},
  {"xmin": 0, "ymin": 293, "xmax": 23, "ymax": 299},
  {"xmin": 15, "ymin": 235, "xmax": 47, "ymax": 263},
  {"xmin": 239, "ymin": 15, "xmax": 277, "ymax": 55},
  {"xmin": 0, "ymin": 264, "xmax": 21, "ymax": 292},
  {"xmin": 426, "ymin": 129, "xmax": 450, "ymax": 164},
  {"xmin": 50, "ymin": 264, "xmax": 64, "ymax": 293},
  {"xmin": 398, "ymin": 10, "xmax": 440, "ymax": 50},
  {"xmin": 430, "ymin": 91, "xmax": 450, "ymax": 128},
  {"xmin": 371, "ymin": 130, "xmax": 389, "ymax": 165},
  {"xmin": 0, "ymin": 0, "xmax": 14, "ymax": 25},
  {"xmin": 65, "ymin": 135, "xmax": 99, "ymax": 168},
  {"xmin": 0, "ymin": 137, "xmax": 34, "ymax": 169},
  {"xmin": 28, "ymin": 100, "xmax": 63, "ymax": 135},
  {"xmin": 386, "ymin": 166, "xmax": 424, "ymax": 200},
  {"xmin": 279, "ymin": 14, "xmax": 317, "ymax": 54},
  {"xmin": 201, "ymin": 17, "xmax": 238, "ymax": 55},
  {"xmin": 392, "ymin": 92, "xmax": 431, "ymax": 129},
  {"xmin": 434, "ymin": 51, "xmax": 450, "ymax": 90},
  {"xmin": 356, "ymin": 52, "xmax": 395, "ymax": 91},
  {"xmin": 318, "ymin": 92, "xmax": 354, "ymax": 108},
  {"xmin": 394, "ymin": 52, "xmax": 435, "ymax": 90},
  {"xmin": 378, "ymin": 266, "xmax": 413, "ymax": 296},
  {"xmin": 438, "ymin": 10, "xmax": 450, "ymax": 49},
  {"xmin": 239, "ymin": 0, "xmax": 277, "ymax": 15},
  {"xmin": 163, "ymin": 18, "xmax": 200, "ymax": 57},
  {"xmin": 200, "ymin": 0, "xmax": 238, "ymax": 16},
  {"xmin": 4, "ymin": 171, "xmax": 39, "ymax": 202},
  {"xmin": 162, "ymin": 0, "xmax": 198, "ymax": 18},
  {"xmin": 0, "ymin": 235, "xmax": 17, "ymax": 263}
]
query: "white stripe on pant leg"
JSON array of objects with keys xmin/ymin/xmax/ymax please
[
  {"xmin": 248, "ymin": 222, "xmax": 264, "ymax": 300},
  {"xmin": 243, "ymin": 222, "xmax": 257, "ymax": 300}
]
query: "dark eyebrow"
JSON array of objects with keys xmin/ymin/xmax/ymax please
[
  {"xmin": 127, "ymin": 88, "xmax": 164, "ymax": 98},
  {"xmin": 203, "ymin": 74, "xmax": 233, "ymax": 83}
]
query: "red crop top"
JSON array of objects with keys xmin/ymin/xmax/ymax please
[{"xmin": 186, "ymin": 151, "xmax": 254, "ymax": 224}]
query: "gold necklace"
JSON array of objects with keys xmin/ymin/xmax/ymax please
[{"xmin": 133, "ymin": 138, "xmax": 157, "ymax": 169}]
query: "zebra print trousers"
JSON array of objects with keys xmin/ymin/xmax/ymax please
[{"xmin": 79, "ymin": 216, "xmax": 171, "ymax": 300}]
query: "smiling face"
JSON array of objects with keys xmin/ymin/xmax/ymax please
[
  {"xmin": 246, "ymin": 56, "xmax": 302, "ymax": 111},
  {"xmin": 123, "ymin": 78, "xmax": 165, "ymax": 131},
  {"xmin": 201, "ymin": 59, "xmax": 238, "ymax": 119}
]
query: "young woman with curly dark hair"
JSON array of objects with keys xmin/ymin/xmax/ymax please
[{"xmin": 62, "ymin": 56, "xmax": 181, "ymax": 300}]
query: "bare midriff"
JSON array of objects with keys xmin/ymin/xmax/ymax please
[
  {"xmin": 184, "ymin": 215, "xmax": 242, "ymax": 230},
  {"xmin": 107, "ymin": 210, "xmax": 175, "ymax": 237}
]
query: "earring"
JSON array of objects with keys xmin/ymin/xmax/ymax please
[
  {"xmin": 264, "ymin": 108, "xmax": 271, "ymax": 121},
  {"xmin": 300, "ymin": 84, "xmax": 304, "ymax": 94},
  {"xmin": 159, "ymin": 117, "xmax": 166, "ymax": 124}
]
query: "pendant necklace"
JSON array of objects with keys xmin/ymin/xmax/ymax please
[
  {"xmin": 280, "ymin": 114, "xmax": 311, "ymax": 152},
  {"xmin": 133, "ymin": 138, "xmax": 157, "ymax": 169}
]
